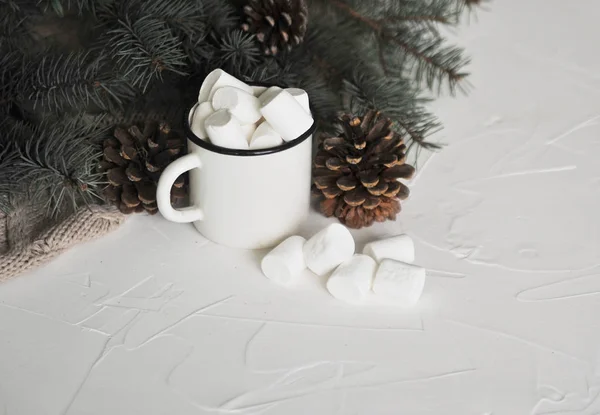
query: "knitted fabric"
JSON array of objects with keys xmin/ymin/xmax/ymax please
[{"xmin": 0, "ymin": 205, "xmax": 125, "ymax": 283}]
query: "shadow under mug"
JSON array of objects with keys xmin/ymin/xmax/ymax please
[{"xmin": 156, "ymin": 101, "xmax": 317, "ymax": 249}]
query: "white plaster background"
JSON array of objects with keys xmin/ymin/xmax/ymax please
[{"xmin": 1, "ymin": 0, "xmax": 600, "ymax": 413}]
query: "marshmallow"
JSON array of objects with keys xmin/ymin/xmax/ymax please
[
  {"xmin": 241, "ymin": 122, "xmax": 257, "ymax": 143},
  {"xmin": 326, "ymin": 254, "xmax": 376, "ymax": 303},
  {"xmin": 249, "ymin": 121, "xmax": 283, "ymax": 149},
  {"xmin": 198, "ymin": 69, "xmax": 253, "ymax": 103},
  {"xmin": 252, "ymin": 85, "xmax": 268, "ymax": 96},
  {"xmin": 204, "ymin": 109, "xmax": 249, "ymax": 150},
  {"xmin": 303, "ymin": 223, "xmax": 355, "ymax": 276},
  {"xmin": 363, "ymin": 234, "xmax": 415, "ymax": 264},
  {"xmin": 190, "ymin": 101, "xmax": 214, "ymax": 140},
  {"xmin": 212, "ymin": 86, "xmax": 262, "ymax": 125},
  {"xmin": 286, "ymin": 88, "xmax": 310, "ymax": 113},
  {"xmin": 188, "ymin": 103, "xmax": 198, "ymax": 125},
  {"xmin": 261, "ymin": 90, "xmax": 314, "ymax": 142},
  {"xmin": 261, "ymin": 236, "xmax": 307, "ymax": 285},
  {"xmin": 258, "ymin": 86, "xmax": 282, "ymax": 104},
  {"xmin": 372, "ymin": 259, "xmax": 426, "ymax": 307}
]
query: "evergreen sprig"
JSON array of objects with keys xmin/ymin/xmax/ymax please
[
  {"xmin": 129, "ymin": 0, "xmax": 207, "ymax": 38},
  {"xmin": 0, "ymin": 115, "xmax": 107, "ymax": 216},
  {"xmin": 0, "ymin": 0, "xmax": 482, "ymax": 218},
  {"xmin": 206, "ymin": 29, "xmax": 267, "ymax": 78},
  {"xmin": 0, "ymin": 143, "xmax": 16, "ymax": 213},
  {"xmin": 321, "ymin": 0, "xmax": 471, "ymax": 94},
  {"xmin": 0, "ymin": 49, "xmax": 22, "ymax": 114},
  {"xmin": 106, "ymin": 15, "xmax": 188, "ymax": 91},
  {"xmin": 19, "ymin": 51, "xmax": 136, "ymax": 112},
  {"xmin": 342, "ymin": 68, "xmax": 442, "ymax": 150},
  {"xmin": 285, "ymin": 0, "xmax": 478, "ymax": 149},
  {"xmin": 392, "ymin": 27, "xmax": 470, "ymax": 94}
]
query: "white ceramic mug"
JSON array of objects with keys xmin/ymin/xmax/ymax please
[{"xmin": 156, "ymin": 105, "xmax": 316, "ymax": 249}]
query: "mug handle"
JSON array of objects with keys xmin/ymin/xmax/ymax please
[{"xmin": 156, "ymin": 153, "xmax": 204, "ymax": 223}]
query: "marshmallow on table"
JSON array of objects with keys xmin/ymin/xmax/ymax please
[
  {"xmin": 327, "ymin": 254, "xmax": 376, "ymax": 303},
  {"xmin": 249, "ymin": 121, "xmax": 283, "ymax": 149},
  {"xmin": 258, "ymin": 86, "xmax": 282, "ymax": 104},
  {"xmin": 212, "ymin": 86, "xmax": 262, "ymax": 125},
  {"xmin": 204, "ymin": 109, "xmax": 249, "ymax": 150},
  {"xmin": 363, "ymin": 234, "xmax": 415, "ymax": 264},
  {"xmin": 261, "ymin": 90, "xmax": 314, "ymax": 142},
  {"xmin": 198, "ymin": 69, "xmax": 254, "ymax": 103},
  {"xmin": 261, "ymin": 235, "xmax": 307, "ymax": 285},
  {"xmin": 285, "ymin": 88, "xmax": 310, "ymax": 113},
  {"xmin": 190, "ymin": 101, "xmax": 214, "ymax": 140},
  {"xmin": 303, "ymin": 223, "xmax": 355, "ymax": 276},
  {"xmin": 252, "ymin": 85, "xmax": 268, "ymax": 96},
  {"xmin": 372, "ymin": 259, "xmax": 426, "ymax": 307}
]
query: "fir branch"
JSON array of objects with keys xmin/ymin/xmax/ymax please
[
  {"xmin": 106, "ymin": 15, "xmax": 188, "ymax": 91},
  {"xmin": 59, "ymin": 0, "xmax": 99, "ymax": 15},
  {"xmin": 1, "ymin": 115, "xmax": 107, "ymax": 216},
  {"xmin": 384, "ymin": 15, "xmax": 450, "ymax": 24},
  {"xmin": 182, "ymin": 0, "xmax": 253, "ymax": 74},
  {"xmin": 213, "ymin": 30, "xmax": 262, "ymax": 76},
  {"xmin": 327, "ymin": 0, "xmax": 470, "ymax": 94},
  {"xmin": 36, "ymin": 0, "xmax": 65, "ymax": 16},
  {"xmin": 389, "ymin": 28, "xmax": 470, "ymax": 94},
  {"xmin": 244, "ymin": 61, "xmax": 296, "ymax": 86},
  {"xmin": 459, "ymin": 0, "xmax": 488, "ymax": 12},
  {"xmin": 19, "ymin": 51, "xmax": 135, "ymax": 112},
  {"xmin": 0, "ymin": 0, "xmax": 20, "ymax": 12},
  {"xmin": 3, "ymin": 0, "xmax": 99, "ymax": 16},
  {"xmin": 201, "ymin": 0, "xmax": 240, "ymax": 33},
  {"xmin": 132, "ymin": 0, "xmax": 206, "ymax": 38},
  {"xmin": 0, "ymin": 141, "xmax": 16, "ymax": 213},
  {"xmin": 381, "ymin": 0, "xmax": 461, "ymax": 36},
  {"xmin": 342, "ymin": 68, "xmax": 442, "ymax": 150},
  {"xmin": 0, "ymin": 48, "xmax": 26, "ymax": 114},
  {"xmin": 0, "ymin": 2, "xmax": 33, "ymax": 51}
]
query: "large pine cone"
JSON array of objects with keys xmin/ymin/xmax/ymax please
[
  {"xmin": 242, "ymin": 0, "xmax": 309, "ymax": 56},
  {"xmin": 312, "ymin": 111, "xmax": 415, "ymax": 229},
  {"xmin": 100, "ymin": 121, "xmax": 187, "ymax": 214}
]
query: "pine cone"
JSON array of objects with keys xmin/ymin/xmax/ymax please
[
  {"xmin": 242, "ymin": 0, "xmax": 309, "ymax": 56},
  {"xmin": 312, "ymin": 111, "xmax": 415, "ymax": 229},
  {"xmin": 99, "ymin": 121, "xmax": 187, "ymax": 215}
]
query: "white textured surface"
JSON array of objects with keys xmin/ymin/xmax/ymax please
[{"xmin": 2, "ymin": 1, "xmax": 600, "ymax": 413}]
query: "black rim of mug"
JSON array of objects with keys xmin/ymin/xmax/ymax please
[{"xmin": 183, "ymin": 89, "xmax": 317, "ymax": 157}]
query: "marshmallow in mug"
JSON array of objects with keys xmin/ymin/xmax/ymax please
[
  {"xmin": 198, "ymin": 69, "xmax": 254, "ymax": 102},
  {"xmin": 190, "ymin": 101, "xmax": 214, "ymax": 140},
  {"xmin": 285, "ymin": 88, "xmax": 310, "ymax": 113},
  {"xmin": 212, "ymin": 87, "xmax": 262, "ymax": 125},
  {"xmin": 261, "ymin": 90, "xmax": 314, "ymax": 142},
  {"xmin": 259, "ymin": 86, "xmax": 310, "ymax": 113},
  {"xmin": 188, "ymin": 103, "xmax": 198, "ymax": 125},
  {"xmin": 204, "ymin": 109, "xmax": 249, "ymax": 150},
  {"xmin": 252, "ymin": 85, "xmax": 268, "ymax": 96},
  {"xmin": 249, "ymin": 121, "xmax": 283, "ymax": 150},
  {"xmin": 241, "ymin": 123, "xmax": 257, "ymax": 143},
  {"xmin": 258, "ymin": 86, "xmax": 282, "ymax": 104}
]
